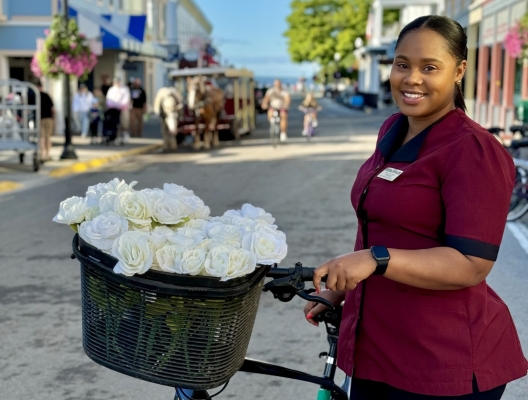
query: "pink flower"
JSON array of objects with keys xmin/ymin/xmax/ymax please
[
  {"xmin": 30, "ymin": 56, "xmax": 42, "ymax": 78},
  {"xmin": 44, "ymin": 29, "xmax": 50, "ymax": 36},
  {"xmin": 504, "ymin": 25, "xmax": 523, "ymax": 58},
  {"xmin": 70, "ymin": 43, "xmax": 77, "ymax": 49}
]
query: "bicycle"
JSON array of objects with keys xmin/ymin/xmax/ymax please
[
  {"xmin": 269, "ymin": 108, "xmax": 281, "ymax": 147},
  {"xmin": 173, "ymin": 263, "xmax": 349, "ymax": 400},
  {"xmin": 300, "ymin": 106, "xmax": 319, "ymax": 141},
  {"xmin": 508, "ymin": 154, "xmax": 528, "ymax": 221}
]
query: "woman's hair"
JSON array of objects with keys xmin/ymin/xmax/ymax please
[
  {"xmin": 302, "ymin": 93, "xmax": 318, "ymax": 107},
  {"xmin": 395, "ymin": 15, "xmax": 468, "ymax": 112}
]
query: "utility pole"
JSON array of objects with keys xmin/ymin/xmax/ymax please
[{"xmin": 60, "ymin": 0, "xmax": 77, "ymax": 160}]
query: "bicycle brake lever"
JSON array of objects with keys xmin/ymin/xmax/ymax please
[{"xmin": 297, "ymin": 290, "xmax": 335, "ymax": 311}]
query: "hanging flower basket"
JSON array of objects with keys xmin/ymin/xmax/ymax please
[
  {"xmin": 31, "ymin": 15, "xmax": 98, "ymax": 81},
  {"xmin": 504, "ymin": 13, "xmax": 528, "ymax": 62}
]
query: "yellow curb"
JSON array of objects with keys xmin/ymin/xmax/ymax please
[
  {"xmin": 48, "ymin": 143, "xmax": 163, "ymax": 178},
  {"xmin": 0, "ymin": 181, "xmax": 23, "ymax": 193}
]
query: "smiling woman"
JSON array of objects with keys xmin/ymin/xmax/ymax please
[{"xmin": 305, "ymin": 15, "xmax": 528, "ymax": 400}]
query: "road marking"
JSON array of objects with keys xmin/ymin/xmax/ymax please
[
  {"xmin": 48, "ymin": 143, "xmax": 163, "ymax": 178},
  {"xmin": 0, "ymin": 181, "xmax": 22, "ymax": 193},
  {"xmin": 507, "ymin": 222, "xmax": 528, "ymax": 255}
]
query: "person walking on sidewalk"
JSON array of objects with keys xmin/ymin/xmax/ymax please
[
  {"xmin": 72, "ymin": 84, "xmax": 94, "ymax": 137},
  {"xmin": 106, "ymin": 77, "xmax": 131, "ymax": 143},
  {"xmin": 130, "ymin": 78, "xmax": 147, "ymax": 137},
  {"xmin": 36, "ymin": 81, "xmax": 55, "ymax": 162},
  {"xmin": 305, "ymin": 15, "xmax": 527, "ymax": 400}
]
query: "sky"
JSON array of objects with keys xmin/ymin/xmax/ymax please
[{"xmin": 193, "ymin": 0, "xmax": 317, "ymax": 80}]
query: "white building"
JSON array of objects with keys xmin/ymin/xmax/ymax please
[{"xmin": 355, "ymin": 0, "xmax": 444, "ymax": 108}]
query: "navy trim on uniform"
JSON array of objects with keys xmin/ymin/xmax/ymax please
[{"xmin": 445, "ymin": 235, "xmax": 500, "ymax": 261}]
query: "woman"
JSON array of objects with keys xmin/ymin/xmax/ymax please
[
  {"xmin": 304, "ymin": 15, "xmax": 528, "ymax": 399},
  {"xmin": 72, "ymin": 84, "xmax": 94, "ymax": 138},
  {"xmin": 298, "ymin": 92, "xmax": 321, "ymax": 136}
]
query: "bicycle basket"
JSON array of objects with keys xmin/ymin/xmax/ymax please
[{"xmin": 71, "ymin": 234, "xmax": 269, "ymax": 390}]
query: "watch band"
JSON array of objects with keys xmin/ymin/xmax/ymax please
[{"xmin": 371, "ymin": 246, "xmax": 390, "ymax": 275}]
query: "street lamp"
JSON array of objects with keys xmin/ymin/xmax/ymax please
[{"xmin": 60, "ymin": 0, "xmax": 77, "ymax": 160}]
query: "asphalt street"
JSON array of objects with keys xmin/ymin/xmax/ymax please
[{"xmin": 1, "ymin": 97, "xmax": 527, "ymax": 400}]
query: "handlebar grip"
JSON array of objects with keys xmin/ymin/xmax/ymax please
[{"xmin": 265, "ymin": 266, "xmax": 327, "ymax": 282}]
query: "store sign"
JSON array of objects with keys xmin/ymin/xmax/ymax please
[
  {"xmin": 496, "ymin": 9, "xmax": 509, "ymax": 42},
  {"xmin": 482, "ymin": 16, "xmax": 495, "ymax": 46}
]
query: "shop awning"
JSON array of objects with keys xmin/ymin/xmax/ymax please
[{"xmin": 68, "ymin": 6, "xmax": 167, "ymax": 59}]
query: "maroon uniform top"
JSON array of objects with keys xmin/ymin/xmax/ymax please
[{"xmin": 337, "ymin": 109, "xmax": 528, "ymax": 396}]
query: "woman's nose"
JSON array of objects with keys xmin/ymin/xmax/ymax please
[{"xmin": 403, "ymin": 69, "xmax": 423, "ymax": 85}]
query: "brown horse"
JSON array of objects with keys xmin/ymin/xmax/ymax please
[{"xmin": 186, "ymin": 76, "xmax": 224, "ymax": 149}]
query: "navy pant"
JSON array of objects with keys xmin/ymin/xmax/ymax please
[{"xmin": 350, "ymin": 376, "xmax": 506, "ymax": 400}]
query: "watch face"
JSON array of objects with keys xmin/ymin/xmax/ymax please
[{"xmin": 372, "ymin": 246, "xmax": 390, "ymax": 260}]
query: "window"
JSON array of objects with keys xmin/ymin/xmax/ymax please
[
  {"xmin": 118, "ymin": 0, "xmax": 124, "ymax": 11},
  {"xmin": 108, "ymin": 0, "xmax": 114, "ymax": 8}
]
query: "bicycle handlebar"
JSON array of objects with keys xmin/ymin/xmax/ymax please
[{"xmin": 266, "ymin": 265, "xmax": 327, "ymax": 282}]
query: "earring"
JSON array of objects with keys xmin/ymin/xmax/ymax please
[{"xmin": 456, "ymin": 80, "xmax": 462, "ymax": 85}]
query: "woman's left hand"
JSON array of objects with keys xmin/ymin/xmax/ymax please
[{"xmin": 313, "ymin": 250, "xmax": 377, "ymax": 292}]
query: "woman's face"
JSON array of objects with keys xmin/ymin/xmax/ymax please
[{"xmin": 390, "ymin": 29, "xmax": 466, "ymax": 121}]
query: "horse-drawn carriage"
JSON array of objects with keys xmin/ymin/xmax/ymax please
[{"xmin": 168, "ymin": 67, "xmax": 255, "ymax": 148}]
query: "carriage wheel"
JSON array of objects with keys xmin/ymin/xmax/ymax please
[{"xmin": 231, "ymin": 120, "xmax": 240, "ymax": 141}]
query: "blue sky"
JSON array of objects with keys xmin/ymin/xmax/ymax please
[{"xmin": 193, "ymin": 0, "xmax": 317, "ymax": 79}]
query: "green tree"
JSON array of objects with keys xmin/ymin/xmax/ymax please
[{"xmin": 284, "ymin": 0, "xmax": 371, "ymax": 78}]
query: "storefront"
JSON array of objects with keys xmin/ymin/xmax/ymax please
[{"xmin": 475, "ymin": 0, "xmax": 527, "ymax": 131}]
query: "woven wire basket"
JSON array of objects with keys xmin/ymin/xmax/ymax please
[{"xmin": 71, "ymin": 235, "xmax": 269, "ymax": 390}]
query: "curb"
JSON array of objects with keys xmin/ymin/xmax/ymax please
[
  {"xmin": 48, "ymin": 143, "xmax": 163, "ymax": 178},
  {"xmin": 0, "ymin": 181, "xmax": 23, "ymax": 193}
]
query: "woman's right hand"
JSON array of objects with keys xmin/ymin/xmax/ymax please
[{"xmin": 303, "ymin": 290, "xmax": 346, "ymax": 327}]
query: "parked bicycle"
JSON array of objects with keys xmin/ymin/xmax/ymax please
[{"xmin": 174, "ymin": 263, "xmax": 349, "ymax": 400}]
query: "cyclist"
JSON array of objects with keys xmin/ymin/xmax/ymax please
[
  {"xmin": 298, "ymin": 92, "xmax": 322, "ymax": 136},
  {"xmin": 261, "ymin": 79, "xmax": 291, "ymax": 142}
]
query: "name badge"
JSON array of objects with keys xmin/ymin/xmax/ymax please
[{"xmin": 377, "ymin": 167, "xmax": 403, "ymax": 181}]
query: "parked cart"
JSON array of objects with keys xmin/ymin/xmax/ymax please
[{"xmin": 0, "ymin": 79, "xmax": 40, "ymax": 171}]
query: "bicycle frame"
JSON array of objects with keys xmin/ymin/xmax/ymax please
[{"xmin": 269, "ymin": 109, "xmax": 281, "ymax": 147}]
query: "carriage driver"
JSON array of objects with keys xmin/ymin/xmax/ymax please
[{"xmin": 261, "ymin": 79, "xmax": 291, "ymax": 142}]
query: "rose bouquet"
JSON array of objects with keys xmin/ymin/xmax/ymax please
[
  {"xmin": 54, "ymin": 178, "xmax": 288, "ymax": 280},
  {"xmin": 31, "ymin": 15, "xmax": 98, "ymax": 81}
]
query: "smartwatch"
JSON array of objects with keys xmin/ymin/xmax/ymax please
[{"xmin": 370, "ymin": 246, "xmax": 390, "ymax": 275}]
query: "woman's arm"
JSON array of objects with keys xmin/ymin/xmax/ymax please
[{"xmin": 313, "ymin": 247, "xmax": 494, "ymax": 292}]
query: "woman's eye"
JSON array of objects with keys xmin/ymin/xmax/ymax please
[
  {"xmin": 396, "ymin": 63, "xmax": 408, "ymax": 69},
  {"xmin": 424, "ymin": 66, "xmax": 436, "ymax": 71}
]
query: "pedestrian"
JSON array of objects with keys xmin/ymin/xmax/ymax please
[
  {"xmin": 101, "ymin": 75, "xmax": 112, "ymax": 97},
  {"xmin": 106, "ymin": 77, "xmax": 131, "ymax": 143},
  {"xmin": 36, "ymin": 81, "xmax": 55, "ymax": 162},
  {"xmin": 72, "ymin": 83, "xmax": 94, "ymax": 138},
  {"xmin": 130, "ymin": 78, "xmax": 147, "ymax": 137},
  {"xmin": 89, "ymin": 97, "xmax": 102, "ymax": 145},
  {"xmin": 305, "ymin": 15, "xmax": 527, "ymax": 400}
]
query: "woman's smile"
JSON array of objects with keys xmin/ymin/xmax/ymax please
[{"xmin": 401, "ymin": 90, "xmax": 427, "ymax": 105}]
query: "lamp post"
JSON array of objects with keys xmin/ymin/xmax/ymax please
[{"xmin": 60, "ymin": 0, "xmax": 77, "ymax": 160}]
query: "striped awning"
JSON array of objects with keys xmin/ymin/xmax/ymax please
[{"xmin": 68, "ymin": 6, "xmax": 167, "ymax": 59}]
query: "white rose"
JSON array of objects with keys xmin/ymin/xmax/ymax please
[
  {"xmin": 254, "ymin": 223, "xmax": 286, "ymax": 240},
  {"xmin": 182, "ymin": 219, "xmax": 209, "ymax": 229},
  {"xmin": 85, "ymin": 178, "xmax": 137, "ymax": 208},
  {"xmin": 208, "ymin": 210, "xmax": 241, "ymax": 225},
  {"xmin": 176, "ymin": 227, "xmax": 207, "ymax": 245},
  {"xmin": 151, "ymin": 194, "xmax": 192, "ymax": 225},
  {"xmin": 166, "ymin": 232, "xmax": 196, "ymax": 249},
  {"xmin": 223, "ymin": 248, "xmax": 257, "ymax": 281},
  {"xmin": 84, "ymin": 206, "xmax": 101, "ymax": 222},
  {"xmin": 242, "ymin": 231, "xmax": 288, "ymax": 265},
  {"xmin": 205, "ymin": 222, "xmax": 243, "ymax": 248},
  {"xmin": 156, "ymin": 244, "xmax": 188, "ymax": 273},
  {"xmin": 163, "ymin": 183, "xmax": 194, "ymax": 197},
  {"xmin": 149, "ymin": 226, "xmax": 173, "ymax": 268},
  {"xmin": 240, "ymin": 203, "xmax": 275, "ymax": 224},
  {"xmin": 53, "ymin": 196, "xmax": 88, "ymax": 225},
  {"xmin": 194, "ymin": 238, "xmax": 218, "ymax": 252},
  {"xmin": 180, "ymin": 195, "xmax": 211, "ymax": 219},
  {"xmin": 180, "ymin": 247, "xmax": 207, "ymax": 275},
  {"xmin": 79, "ymin": 211, "xmax": 128, "ymax": 252},
  {"xmin": 204, "ymin": 244, "xmax": 235, "ymax": 278},
  {"xmin": 141, "ymin": 188, "xmax": 166, "ymax": 203},
  {"xmin": 112, "ymin": 231, "xmax": 153, "ymax": 276},
  {"xmin": 114, "ymin": 191, "xmax": 153, "ymax": 225},
  {"xmin": 231, "ymin": 216, "xmax": 257, "ymax": 234},
  {"xmin": 129, "ymin": 222, "xmax": 152, "ymax": 232},
  {"xmin": 99, "ymin": 191, "xmax": 118, "ymax": 214}
]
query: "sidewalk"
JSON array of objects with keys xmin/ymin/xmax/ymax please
[{"xmin": 0, "ymin": 130, "xmax": 162, "ymax": 193}]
